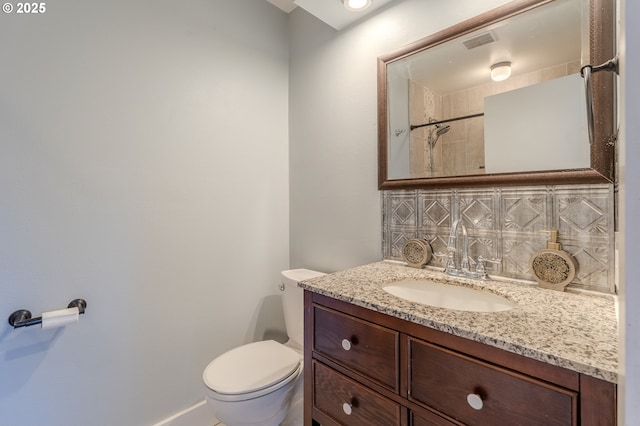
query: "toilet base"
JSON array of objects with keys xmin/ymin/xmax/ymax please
[
  {"xmin": 207, "ymin": 403, "xmax": 287, "ymax": 426},
  {"xmin": 205, "ymin": 368, "xmax": 301, "ymax": 426},
  {"xmin": 280, "ymin": 375, "xmax": 303, "ymax": 426}
]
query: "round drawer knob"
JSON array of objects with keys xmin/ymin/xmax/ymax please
[
  {"xmin": 341, "ymin": 338, "xmax": 352, "ymax": 351},
  {"xmin": 342, "ymin": 402, "xmax": 353, "ymax": 415},
  {"xmin": 466, "ymin": 393, "xmax": 483, "ymax": 410}
]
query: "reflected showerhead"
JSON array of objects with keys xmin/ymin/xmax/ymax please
[
  {"xmin": 430, "ymin": 124, "xmax": 451, "ymax": 148},
  {"xmin": 436, "ymin": 124, "xmax": 451, "ymax": 136}
]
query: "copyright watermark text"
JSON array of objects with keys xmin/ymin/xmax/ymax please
[{"xmin": 3, "ymin": 3, "xmax": 47, "ymax": 14}]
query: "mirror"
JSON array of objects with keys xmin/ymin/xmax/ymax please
[{"xmin": 378, "ymin": 0, "xmax": 615, "ymax": 189}]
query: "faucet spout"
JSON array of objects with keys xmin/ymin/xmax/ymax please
[
  {"xmin": 444, "ymin": 219, "xmax": 471, "ymax": 276},
  {"xmin": 436, "ymin": 218, "xmax": 501, "ymax": 279}
]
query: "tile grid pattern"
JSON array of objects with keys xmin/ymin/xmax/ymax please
[{"xmin": 382, "ymin": 184, "xmax": 615, "ymax": 293}]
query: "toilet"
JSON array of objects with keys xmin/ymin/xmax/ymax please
[{"xmin": 203, "ymin": 269, "xmax": 325, "ymax": 426}]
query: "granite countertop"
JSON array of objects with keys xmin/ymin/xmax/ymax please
[{"xmin": 299, "ymin": 261, "xmax": 618, "ymax": 383}]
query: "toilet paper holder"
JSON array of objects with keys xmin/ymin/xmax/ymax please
[{"xmin": 8, "ymin": 298, "xmax": 87, "ymax": 329}]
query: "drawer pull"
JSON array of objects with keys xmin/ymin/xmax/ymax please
[
  {"xmin": 466, "ymin": 393, "xmax": 484, "ymax": 410},
  {"xmin": 342, "ymin": 402, "xmax": 353, "ymax": 415},
  {"xmin": 341, "ymin": 338, "xmax": 352, "ymax": 351}
]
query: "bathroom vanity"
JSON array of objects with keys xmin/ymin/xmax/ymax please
[{"xmin": 301, "ymin": 262, "xmax": 617, "ymax": 425}]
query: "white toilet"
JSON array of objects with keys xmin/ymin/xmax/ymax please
[{"xmin": 203, "ymin": 269, "xmax": 325, "ymax": 426}]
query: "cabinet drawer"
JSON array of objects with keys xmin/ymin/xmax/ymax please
[
  {"xmin": 411, "ymin": 410, "xmax": 458, "ymax": 426},
  {"xmin": 313, "ymin": 305, "xmax": 398, "ymax": 390},
  {"xmin": 409, "ymin": 339, "xmax": 577, "ymax": 426},
  {"xmin": 314, "ymin": 360, "xmax": 401, "ymax": 426}
]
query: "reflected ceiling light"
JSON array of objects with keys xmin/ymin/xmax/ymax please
[
  {"xmin": 343, "ymin": 0, "xmax": 373, "ymax": 11},
  {"xmin": 490, "ymin": 61, "xmax": 512, "ymax": 82}
]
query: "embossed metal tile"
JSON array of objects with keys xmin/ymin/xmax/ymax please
[
  {"xmin": 386, "ymin": 190, "xmax": 418, "ymax": 226},
  {"xmin": 419, "ymin": 189, "xmax": 452, "ymax": 228},
  {"xmin": 456, "ymin": 188, "xmax": 496, "ymax": 231},
  {"xmin": 382, "ymin": 184, "xmax": 615, "ymax": 293},
  {"xmin": 383, "ymin": 191, "xmax": 419, "ymax": 259},
  {"xmin": 554, "ymin": 185, "xmax": 613, "ymax": 237},
  {"xmin": 500, "ymin": 187, "xmax": 550, "ymax": 232}
]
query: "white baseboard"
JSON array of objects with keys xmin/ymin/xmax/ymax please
[{"xmin": 153, "ymin": 400, "xmax": 219, "ymax": 426}]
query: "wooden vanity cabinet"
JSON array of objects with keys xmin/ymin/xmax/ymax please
[
  {"xmin": 313, "ymin": 361, "xmax": 402, "ymax": 425},
  {"xmin": 409, "ymin": 339, "xmax": 577, "ymax": 425},
  {"xmin": 313, "ymin": 305, "xmax": 399, "ymax": 392},
  {"xmin": 304, "ymin": 291, "xmax": 616, "ymax": 426}
]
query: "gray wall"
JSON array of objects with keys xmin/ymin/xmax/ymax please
[
  {"xmin": 0, "ymin": 1, "xmax": 289, "ymax": 424},
  {"xmin": 288, "ymin": 0, "xmax": 511, "ymax": 272}
]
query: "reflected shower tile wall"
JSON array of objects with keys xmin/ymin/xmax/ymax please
[{"xmin": 382, "ymin": 184, "xmax": 615, "ymax": 293}]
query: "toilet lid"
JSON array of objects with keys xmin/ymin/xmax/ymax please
[{"xmin": 203, "ymin": 340, "xmax": 301, "ymax": 395}]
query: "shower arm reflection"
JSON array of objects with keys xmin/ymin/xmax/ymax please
[{"xmin": 410, "ymin": 112, "xmax": 484, "ymax": 131}]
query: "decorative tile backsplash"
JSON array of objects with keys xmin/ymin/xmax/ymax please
[{"xmin": 382, "ymin": 184, "xmax": 615, "ymax": 293}]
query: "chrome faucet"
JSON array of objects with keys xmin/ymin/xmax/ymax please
[
  {"xmin": 442, "ymin": 219, "xmax": 471, "ymax": 276},
  {"xmin": 436, "ymin": 219, "xmax": 501, "ymax": 279}
]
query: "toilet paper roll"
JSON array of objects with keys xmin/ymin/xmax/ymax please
[{"xmin": 41, "ymin": 307, "xmax": 79, "ymax": 329}]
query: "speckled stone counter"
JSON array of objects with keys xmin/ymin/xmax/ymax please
[{"xmin": 299, "ymin": 261, "xmax": 618, "ymax": 383}]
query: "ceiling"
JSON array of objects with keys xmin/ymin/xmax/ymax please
[
  {"xmin": 268, "ymin": 0, "xmax": 584, "ymax": 92},
  {"xmin": 267, "ymin": 0, "xmax": 297, "ymax": 13},
  {"xmin": 390, "ymin": 0, "xmax": 585, "ymax": 94},
  {"xmin": 267, "ymin": 0, "xmax": 395, "ymax": 30}
]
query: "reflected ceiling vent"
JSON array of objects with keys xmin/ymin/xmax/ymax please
[{"xmin": 463, "ymin": 32, "xmax": 497, "ymax": 50}]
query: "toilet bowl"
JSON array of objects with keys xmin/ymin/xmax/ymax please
[
  {"xmin": 203, "ymin": 269, "xmax": 325, "ymax": 426},
  {"xmin": 203, "ymin": 340, "xmax": 303, "ymax": 426}
]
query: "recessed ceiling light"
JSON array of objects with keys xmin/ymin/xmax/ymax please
[{"xmin": 343, "ymin": 0, "xmax": 373, "ymax": 12}]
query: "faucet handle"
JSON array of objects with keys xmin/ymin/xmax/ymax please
[
  {"xmin": 434, "ymin": 250, "xmax": 458, "ymax": 273},
  {"xmin": 461, "ymin": 254, "xmax": 474, "ymax": 273},
  {"xmin": 475, "ymin": 256, "xmax": 502, "ymax": 279}
]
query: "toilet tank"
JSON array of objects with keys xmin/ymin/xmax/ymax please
[{"xmin": 281, "ymin": 269, "xmax": 325, "ymax": 349}]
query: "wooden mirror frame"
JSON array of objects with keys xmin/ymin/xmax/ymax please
[{"xmin": 378, "ymin": 0, "xmax": 615, "ymax": 190}]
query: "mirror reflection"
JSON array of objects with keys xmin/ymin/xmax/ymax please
[{"xmin": 384, "ymin": 0, "xmax": 599, "ymax": 182}]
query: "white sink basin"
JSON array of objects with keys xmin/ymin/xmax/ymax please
[{"xmin": 382, "ymin": 279, "xmax": 516, "ymax": 312}]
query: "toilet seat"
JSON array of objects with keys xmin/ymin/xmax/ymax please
[{"xmin": 203, "ymin": 340, "xmax": 302, "ymax": 402}]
